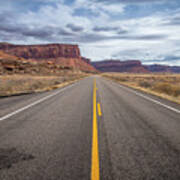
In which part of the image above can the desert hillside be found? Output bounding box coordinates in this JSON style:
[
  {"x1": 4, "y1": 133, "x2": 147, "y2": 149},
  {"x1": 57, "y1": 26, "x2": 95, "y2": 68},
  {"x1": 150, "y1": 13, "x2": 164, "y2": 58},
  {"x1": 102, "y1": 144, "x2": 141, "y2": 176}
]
[{"x1": 0, "y1": 43, "x2": 97, "y2": 74}]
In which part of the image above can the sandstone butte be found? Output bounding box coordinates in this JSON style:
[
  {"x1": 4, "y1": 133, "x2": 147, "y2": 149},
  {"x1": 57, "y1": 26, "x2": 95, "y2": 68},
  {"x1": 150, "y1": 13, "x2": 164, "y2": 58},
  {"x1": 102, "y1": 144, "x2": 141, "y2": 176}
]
[
  {"x1": 91, "y1": 60, "x2": 150, "y2": 73},
  {"x1": 91, "y1": 60, "x2": 180, "y2": 73},
  {"x1": 0, "y1": 43, "x2": 97, "y2": 73}
]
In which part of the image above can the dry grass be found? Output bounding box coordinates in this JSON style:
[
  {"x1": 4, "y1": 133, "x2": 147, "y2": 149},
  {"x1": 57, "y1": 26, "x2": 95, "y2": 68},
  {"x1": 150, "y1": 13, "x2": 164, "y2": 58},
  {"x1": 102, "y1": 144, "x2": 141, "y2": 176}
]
[
  {"x1": 102, "y1": 73, "x2": 180, "y2": 104},
  {"x1": 0, "y1": 73, "x2": 87, "y2": 96}
]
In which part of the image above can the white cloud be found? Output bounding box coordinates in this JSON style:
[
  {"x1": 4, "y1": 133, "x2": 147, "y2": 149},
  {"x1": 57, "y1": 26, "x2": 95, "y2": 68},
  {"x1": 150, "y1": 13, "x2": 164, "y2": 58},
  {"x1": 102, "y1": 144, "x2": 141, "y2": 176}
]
[
  {"x1": 0, "y1": 0, "x2": 180, "y2": 65},
  {"x1": 101, "y1": 4, "x2": 125, "y2": 14}
]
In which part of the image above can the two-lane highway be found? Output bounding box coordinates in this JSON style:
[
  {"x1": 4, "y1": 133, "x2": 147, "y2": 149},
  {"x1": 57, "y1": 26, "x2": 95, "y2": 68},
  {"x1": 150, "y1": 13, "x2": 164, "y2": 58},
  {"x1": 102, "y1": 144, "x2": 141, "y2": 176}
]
[{"x1": 0, "y1": 76, "x2": 180, "y2": 180}]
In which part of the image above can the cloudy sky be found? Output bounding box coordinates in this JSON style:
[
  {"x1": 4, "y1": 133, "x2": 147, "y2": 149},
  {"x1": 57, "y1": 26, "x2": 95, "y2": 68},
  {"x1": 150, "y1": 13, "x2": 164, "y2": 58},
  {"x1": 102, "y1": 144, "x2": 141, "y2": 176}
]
[{"x1": 0, "y1": 0, "x2": 180, "y2": 65}]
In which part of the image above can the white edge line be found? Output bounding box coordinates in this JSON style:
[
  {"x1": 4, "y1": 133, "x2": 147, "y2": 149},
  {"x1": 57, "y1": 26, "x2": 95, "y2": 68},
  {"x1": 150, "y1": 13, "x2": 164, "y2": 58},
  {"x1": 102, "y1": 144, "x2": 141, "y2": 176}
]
[
  {"x1": 0, "y1": 83, "x2": 75, "y2": 121},
  {"x1": 110, "y1": 80, "x2": 180, "y2": 114}
]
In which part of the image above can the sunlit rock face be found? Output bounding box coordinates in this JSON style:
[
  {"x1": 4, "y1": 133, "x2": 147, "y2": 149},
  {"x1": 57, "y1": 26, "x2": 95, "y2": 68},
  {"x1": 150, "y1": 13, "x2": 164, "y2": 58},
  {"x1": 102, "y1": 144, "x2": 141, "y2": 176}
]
[
  {"x1": 0, "y1": 43, "x2": 98, "y2": 73},
  {"x1": 0, "y1": 43, "x2": 81, "y2": 59}
]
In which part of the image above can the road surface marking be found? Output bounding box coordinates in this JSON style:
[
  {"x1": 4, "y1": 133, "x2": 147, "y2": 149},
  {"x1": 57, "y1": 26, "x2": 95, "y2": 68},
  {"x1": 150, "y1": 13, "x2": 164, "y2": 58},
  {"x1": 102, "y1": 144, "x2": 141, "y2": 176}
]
[
  {"x1": 0, "y1": 83, "x2": 75, "y2": 121},
  {"x1": 91, "y1": 79, "x2": 100, "y2": 180},
  {"x1": 97, "y1": 103, "x2": 102, "y2": 117},
  {"x1": 111, "y1": 81, "x2": 180, "y2": 114}
]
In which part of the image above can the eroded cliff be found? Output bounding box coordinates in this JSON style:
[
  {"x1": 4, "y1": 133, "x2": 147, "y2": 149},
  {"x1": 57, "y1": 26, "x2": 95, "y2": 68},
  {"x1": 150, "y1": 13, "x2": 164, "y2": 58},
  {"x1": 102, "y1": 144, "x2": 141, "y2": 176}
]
[{"x1": 0, "y1": 43, "x2": 97, "y2": 73}]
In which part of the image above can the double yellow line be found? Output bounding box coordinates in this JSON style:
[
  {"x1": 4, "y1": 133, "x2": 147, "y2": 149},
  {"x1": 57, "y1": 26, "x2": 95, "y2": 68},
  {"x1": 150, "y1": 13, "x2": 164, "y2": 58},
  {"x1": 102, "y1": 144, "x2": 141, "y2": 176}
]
[{"x1": 91, "y1": 79, "x2": 100, "y2": 180}]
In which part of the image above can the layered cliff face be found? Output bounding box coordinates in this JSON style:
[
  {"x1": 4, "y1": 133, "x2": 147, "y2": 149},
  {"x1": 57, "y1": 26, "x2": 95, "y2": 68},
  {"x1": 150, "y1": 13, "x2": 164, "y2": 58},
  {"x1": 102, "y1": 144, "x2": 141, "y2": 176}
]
[
  {"x1": 0, "y1": 50, "x2": 66, "y2": 75},
  {"x1": 92, "y1": 60, "x2": 150, "y2": 73},
  {"x1": 0, "y1": 43, "x2": 81, "y2": 59},
  {"x1": 0, "y1": 43, "x2": 97, "y2": 73},
  {"x1": 81, "y1": 57, "x2": 91, "y2": 64},
  {"x1": 145, "y1": 64, "x2": 180, "y2": 73},
  {"x1": 92, "y1": 60, "x2": 180, "y2": 73}
]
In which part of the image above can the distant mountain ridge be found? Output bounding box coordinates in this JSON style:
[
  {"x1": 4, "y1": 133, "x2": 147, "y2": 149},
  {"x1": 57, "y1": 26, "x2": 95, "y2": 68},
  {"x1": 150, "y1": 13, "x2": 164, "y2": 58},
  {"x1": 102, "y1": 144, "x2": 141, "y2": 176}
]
[
  {"x1": 145, "y1": 64, "x2": 180, "y2": 73},
  {"x1": 91, "y1": 60, "x2": 149, "y2": 73},
  {"x1": 91, "y1": 60, "x2": 180, "y2": 73}
]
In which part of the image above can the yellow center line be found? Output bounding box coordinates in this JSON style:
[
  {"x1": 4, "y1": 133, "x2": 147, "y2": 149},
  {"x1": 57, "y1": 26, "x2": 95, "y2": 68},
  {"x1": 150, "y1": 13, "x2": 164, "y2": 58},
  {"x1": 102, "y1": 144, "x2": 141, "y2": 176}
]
[
  {"x1": 91, "y1": 79, "x2": 100, "y2": 180},
  {"x1": 97, "y1": 103, "x2": 102, "y2": 117}
]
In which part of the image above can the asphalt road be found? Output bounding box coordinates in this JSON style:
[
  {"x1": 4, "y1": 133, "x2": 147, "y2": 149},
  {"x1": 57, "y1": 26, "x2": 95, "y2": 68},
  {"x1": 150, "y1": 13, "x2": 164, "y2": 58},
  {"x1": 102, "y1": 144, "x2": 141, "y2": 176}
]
[{"x1": 0, "y1": 76, "x2": 180, "y2": 180}]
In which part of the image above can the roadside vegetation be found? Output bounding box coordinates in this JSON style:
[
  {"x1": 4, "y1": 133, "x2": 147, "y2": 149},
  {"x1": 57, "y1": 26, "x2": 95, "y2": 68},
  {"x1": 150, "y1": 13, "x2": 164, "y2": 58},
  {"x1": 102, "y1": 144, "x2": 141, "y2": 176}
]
[
  {"x1": 0, "y1": 73, "x2": 87, "y2": 97},
  {"x1": 102, "y1": 73, "x2": 180, "y2": 104}
]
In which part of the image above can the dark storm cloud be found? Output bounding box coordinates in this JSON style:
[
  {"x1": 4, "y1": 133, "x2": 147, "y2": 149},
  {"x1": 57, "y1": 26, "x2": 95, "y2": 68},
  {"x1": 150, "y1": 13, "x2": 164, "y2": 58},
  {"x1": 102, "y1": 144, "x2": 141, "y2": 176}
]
[
  {"x1": 0, "y1": 12, "x2": 75, "y2": 42},
  {"x1": 127, "y1": 34, "x2": 167, "y2": 40},
  {"x1": 0, "y1": 22, "x2": 74, "y2": 42},
  {"x1": 0, "y1": 9, "x2": 77, "y2": 42},
  {"x1": 62, "y1": 32, "x2": 167, "y2": 44},
  {"x1": 0, "y1": 9, "x2": 167, "y2": 43},
  {"x1": 141, "y1": 55, "x2": 180, "y2": 63},
  {"x1": 0, "y1": 12, "x2": 11, "y2": 23},
  {"x1": 117, "y1": 29, "x2": 128, "y2": 34},
  {"x1": 0, "y1": 11, "x2": 25, "y2": 34},
  {"x1": 163, "y1": 55, "x2": 180, "y2": 61},
  {"x1": 113, "y1": 48, "x2": 142, "y2": 55},
  {"x1": 0, "y1": 18, "x2": 167, "y2": 43},
  {"x1": 22, "y1": 26, "x2": 75, "y2": 38},
  {"x1": 62, "y1": 33, "x2": 107, "y2": 43},
  {"x1": 93, "y1": 26, "x2": 119, "y2": 32},
  {"x1": 111, "y1": 34, "x2": 167, "y2": 41},
  {"x1": 0, "y1": 24, "x2": 23, "y2": 33},
  {"x1": 22, "y1": 28, "x2": 53, "y2": 38},
  {"x1": 66, "y1": 23, "x2": 84, "y2": 32},
  {"x1": 0, "y1": 30, "x2": 24, "y2": 41},
  {"x1": 162, "y1": 16, "x2": 180, "y2": 26},
  {"x1": 93, "y1": 26, "x2": 128, "y2": 35},
  {"x1": 58, "y1": 28, "x2": 75, "y2": 36},
  {"x1": 0, "y1": 21, "x2": 53, "y2": 40}
]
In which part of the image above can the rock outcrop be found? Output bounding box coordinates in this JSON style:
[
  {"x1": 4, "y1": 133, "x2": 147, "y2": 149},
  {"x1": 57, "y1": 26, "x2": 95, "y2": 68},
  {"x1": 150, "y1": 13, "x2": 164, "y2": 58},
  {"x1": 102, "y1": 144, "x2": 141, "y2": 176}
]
[
  {"x1": 92, "y1": 60, "x2": 180, "y2": 73},
  {"x1": 145, "y1": 64, "x2": 180, "y2": 73},
  {"x1": 81, "y1": 57, "x2": 91, "y2": 64},
  {"x1": 92, "y1": 60, "x2": 150, "y2": 73},
  {"x1": 0, "y1": 43, "x2": 97, "y2": 73},
  {"x1": 0, "y1": 43, "x2": 81, "y2": 59},
  {"x1": 0, "y1": 50, "x2": 68, "y2": 75}
]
